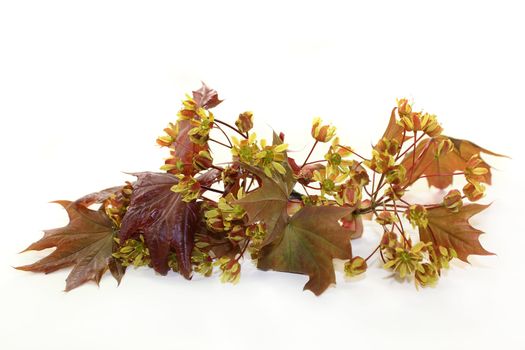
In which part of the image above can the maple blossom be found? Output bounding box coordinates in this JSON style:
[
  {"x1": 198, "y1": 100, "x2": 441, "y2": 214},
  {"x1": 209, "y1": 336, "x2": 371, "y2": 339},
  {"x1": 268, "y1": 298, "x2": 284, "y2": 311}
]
[{"x1": 18, "y1": 83, "x2": 506, "y2": 295}]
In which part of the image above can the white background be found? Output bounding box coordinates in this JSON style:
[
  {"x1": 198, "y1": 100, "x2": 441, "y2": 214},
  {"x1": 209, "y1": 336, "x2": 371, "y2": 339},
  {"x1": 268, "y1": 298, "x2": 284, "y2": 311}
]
[{"x1": 1, "y1": 1, "x2": 523, "y2": 349}]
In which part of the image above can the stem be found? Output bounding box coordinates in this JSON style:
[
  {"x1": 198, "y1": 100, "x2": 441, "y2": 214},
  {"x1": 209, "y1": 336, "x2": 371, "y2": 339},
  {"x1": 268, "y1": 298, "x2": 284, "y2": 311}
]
[
  {"x1": 302, "y1": 140, "x2": 319, "y2": 168},
  {"x1": 215, "y1": 119, "x2": 248, "y2": 139},
  {"x1": 396, "y1": 133, "x2": 425, "y2": 160},
  {"x1": 337, "y1": 145, "x2": 368, "y2": 161},
  {"x1": 364, "y1": 244, "x2": 381, "y2": 262},
  {"x1": 213, "y1": 124, "x2": 233, "y2": 148},
  {"x1": 408, "y1": 131, "x2": 418, "y2": 183},
  {"x1": 300, "y1": 183, "x2": 311, "y2": 197},
  {"x1": 209, "y1": 138, "x2": 232, "y2": 149},
  {"x1": 235, "y1": 238, "x2": 251, "y2": 262},
  {"x1": 304, "y1": 159, "x2": 327, "y2": 166},
  {"x1": 201, "y1": 186, "x2": 224, "y2": 195},
  {"x1": 419, "y1": 172, "x2": 465, "y2": 178}
]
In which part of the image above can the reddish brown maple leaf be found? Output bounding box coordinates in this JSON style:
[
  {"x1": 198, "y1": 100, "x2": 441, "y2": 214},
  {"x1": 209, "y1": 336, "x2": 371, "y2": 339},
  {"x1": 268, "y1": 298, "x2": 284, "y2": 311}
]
[
  {"x1": 378, "y1": 107, "x2": 405, "y2": 145},
  {"x1": 257, "y1": 205, "x2": 353, "y2": 295},
  {"x1": 192, "y1": 82, "x2": 223, "y2": 109},
  {"x1": 418, "y1": 204, "x2": 493, "y2": 262},
  {"x1": 401, "y1": 136, "x2": 505, "y2": 189},
  {"x1": 17, "y1": 201, "x2": 117, "y2": 291},
  {"x1": 119, "y1": 172, "x2": 200, "y2": 278}
]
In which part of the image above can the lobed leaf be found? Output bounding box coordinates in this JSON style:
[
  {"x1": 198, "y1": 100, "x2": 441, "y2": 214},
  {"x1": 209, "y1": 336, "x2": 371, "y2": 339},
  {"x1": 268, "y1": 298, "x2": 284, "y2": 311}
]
[
  {"x1": 17, "y1": 201, "x2": 116, "y2": 291},
  {"x1": 119, "y1": 172, "x2": 200, "y2": 278},
  {"x1": 257, "y1": 205, "x2": 353, "y2": 295},
  {"x1": 418, "y1": 204, "x2": 493, "y2": 262}
]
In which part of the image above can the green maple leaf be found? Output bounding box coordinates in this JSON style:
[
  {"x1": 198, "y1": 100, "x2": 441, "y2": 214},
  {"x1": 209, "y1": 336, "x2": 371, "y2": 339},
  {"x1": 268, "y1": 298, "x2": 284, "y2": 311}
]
[
  {"x1": 234, "y1": 132, "x2": 296, "y2": 247},
  {"x1": 418, "y1": 204, "x2": 493, "y2": 262},
  {"x1": 257, "y1": 205, "x2": 353, "y2": 295},
  {"x1": 17, "y1": 201, "x2": 117, "y2": 291}
]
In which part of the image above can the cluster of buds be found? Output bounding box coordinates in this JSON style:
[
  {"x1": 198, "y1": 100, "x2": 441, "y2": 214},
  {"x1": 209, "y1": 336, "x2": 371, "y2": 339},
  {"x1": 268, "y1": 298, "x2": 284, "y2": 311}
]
[
  {"x1": 191, "y1": 243, "x2": 214, "y2": 277},
  {"x1": 171, "y1": 175, "x2": 202, "y2": 202},
  {"x1": 344, "y1": 256, "x2": 367, "y2": 277},
  {"x1": 375, "y1": 211, "x2": 398, "y2": 226},
  {"x1": 204, "y1": 191, "x2": 247, "y2": 243},
  {"x1": 157, "y1": 95, "x2": 214, "y2": 176},
  {"x1": 382, "y1": 234, "x2": 427, "y2": 280},
  {"x1": 336, "y1": 160, "x2": 370, "y2": 206},
  {"x1": 231, "y1": 133, "x2": 289, "y2": 178},
  {"x1": 442, "y1": 189, "x2": 463, "y2": 213},
  {"x1": 309, "y1": 141, "x2": 370, "y2": 205},
  {"x1": 462, "y1": 154, "x2": 488, "y2": 201},
  {"x1": 103, "y1": 182, "x2": 133, "y2": 228},
  {"x1": 235, "y1": 111, "x2": 254, "y2": 133},
  {"x1": 381, "y1": 233, "x2": 455, "y2": 287},
  {"x1": 366, "y1": 138, "x2": 400, "y2": 174},
  {"x1": 245, "y1": 223, "x2": 266, "y2": 259},
  {"x1": 405, "y1": 204, "x2": 429, "y2": 229},
  {"x1": 112, "y1": 234, "x2": 151, "y2": 267},
  {"x1": 187, "y1": 108, "x2": 214, "y2": 146},
  {"x1": 396, "y1": 98, "x2": 443, "y2": 137},
  {"x1": 311, "y1": 117, "x2": 336, "y2": 143},
  {"x1": 214, "y1": 256, "x2": 241, "y2": 284}
]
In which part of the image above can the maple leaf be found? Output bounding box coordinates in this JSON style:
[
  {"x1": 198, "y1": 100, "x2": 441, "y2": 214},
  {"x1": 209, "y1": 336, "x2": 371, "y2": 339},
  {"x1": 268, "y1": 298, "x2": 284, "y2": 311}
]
[
  {"x1": 234, "y1": 165, "x2": 290, "y2": 248},
  {"x1": 75, "y1": 185, "x2": 124, "y2": 207},
  {"x1": 418, "y1": 204, "x2": 493, "y2": 262},
  {"x1": 192, "y1": 82, "x2": 223, "y2": 109},
  {"x1": 401, "y1": 136, "x2": 505, "y2": 189},
  {"x1": 234, "y1": 132, "x2": 296, "y2": 247},
  {"x1": 17, "y1": 201, "x2": 116, "y2": 291},
  {"x1": 119, "y1": 172, "x2": 200, "y2": 278},
  {"x1": 257, "y1": 205, "x2": 353, "y2": 295}
]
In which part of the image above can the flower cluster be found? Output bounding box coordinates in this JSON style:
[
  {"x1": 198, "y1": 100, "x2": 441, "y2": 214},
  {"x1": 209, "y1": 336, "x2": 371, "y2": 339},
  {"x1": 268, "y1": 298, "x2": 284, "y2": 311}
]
[
  {"x1": 381, "y1": 233, "x2": 456, "y2": 287},
  {"x1": 231, "y1": 133, "x2": 289, "y2": 177},
  {"x1": 396, "y1": 98, "x2": 443, "y2": 137}
]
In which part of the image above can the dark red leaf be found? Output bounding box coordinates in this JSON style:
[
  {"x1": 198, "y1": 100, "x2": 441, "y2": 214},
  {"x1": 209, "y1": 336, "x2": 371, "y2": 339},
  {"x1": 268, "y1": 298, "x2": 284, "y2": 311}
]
[
  {"x1": 119, "y1": 172, "x2": 200, "y2": 278},
  {"x1": 192, "y1": 82, "x2": 223, "y2": 109}
]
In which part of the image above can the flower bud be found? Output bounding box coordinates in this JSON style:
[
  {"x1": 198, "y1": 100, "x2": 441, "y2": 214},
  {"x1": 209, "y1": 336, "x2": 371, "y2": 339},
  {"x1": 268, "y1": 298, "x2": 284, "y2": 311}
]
[
  {"x1": 375, "y1": 211, "x2": 397, "y2": 226},
  {"x1": 344, "y1": 256, "x2": 367, "y2": 277},
  {"x1": 406, "y1": 204, "x2": 428, "y2": 228},
  {"x1": 397, "y1": 98, "x2": 412, "y2": 118},
  {"x1": 443, "y1": 189, "x2": 463, "y2": 212},
  {"x1": 463, "y1": 181, "x2": 485, "y2": 202},
  {"x1": 465, "y1": 154, "x2": 489, "y2": 183},
  {"x1": 384, "y1": 184, "x2": 405, "y2": 200},
  {"x1": 311, "y1": 117, "x2": 336, "y2": 143},
  {"x1": 193, "y1": 150, "x2": 213, "y2": 171},
  {"x1": 235, "y1": 111, "x2": 254, "y2": 133}
]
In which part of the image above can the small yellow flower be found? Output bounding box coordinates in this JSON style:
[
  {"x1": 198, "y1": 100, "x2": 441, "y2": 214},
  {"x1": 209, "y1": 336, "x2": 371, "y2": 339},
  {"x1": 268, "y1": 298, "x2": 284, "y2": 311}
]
[{"x1": 311, "y1": 117, "x2": 336, "y2": 143}]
